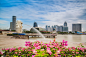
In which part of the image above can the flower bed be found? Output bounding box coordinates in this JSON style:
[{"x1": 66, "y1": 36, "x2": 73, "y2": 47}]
[{"x1": 0, "y1": 40, "x2": 86, "y2": 57}]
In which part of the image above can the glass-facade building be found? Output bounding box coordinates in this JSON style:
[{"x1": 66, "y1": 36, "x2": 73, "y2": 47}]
[
  {"x1": 33, "y1": 22, "x2": 38, "y2": 27},
  {"x1": 63, "y1": 21, "x2": 68, "y2": 32},
  {"x1": 64, "y1": 21, "x2": 67, "y2": 27},
  {"x1": 63, "y1": 27, "x2": 68, "y2": 32}
]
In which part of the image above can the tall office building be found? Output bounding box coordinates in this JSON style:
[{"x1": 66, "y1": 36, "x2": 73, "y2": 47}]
[
  {"x1": 64, "y1": 21, "x2": 67, "y2": 26},
  {"x1": 63, "y1": 21, "x2": 68, "y2": 32},
  {"x1": 47, "y1": 26, "x2": 51, "y2": 32},
  {"x1": 56, "y1": 26, "x2": 63, "y2": 32},
  {"x1": 45, "y1": 25, "x2": 52, "y2": 32},
  {"x1": 63, "y1": 27, "x2": 68, "y2": 32},
  {"x1": 33, "y1": 22, "x2": 38, "y2": 27},
  {"x1": 10, "y1": 16, "x2": 16, "y2": 30},
  {"x1": 59, "y1": 26, "x2": 63, "y2": 32},
  {"x1": 72, "y1": 24, "x2": 82, "y2": 32},
  {"x1": 12, "y1": 16, "x2": 16, "y2": 30},
  {"x1": 10, "y1": 22, "x2": 13, "y2": 30},
  {"x1": 46, "y1": 25, "x2": 48, "y2": 31}
]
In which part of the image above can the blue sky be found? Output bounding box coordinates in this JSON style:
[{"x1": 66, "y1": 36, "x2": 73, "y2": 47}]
[{"x1": 0, "y1": 0, "x2": 86, "y2": 31}]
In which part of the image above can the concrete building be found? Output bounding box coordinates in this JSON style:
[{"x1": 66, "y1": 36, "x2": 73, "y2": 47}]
[
  {"x1": 47, "y1": 26, "x2": 51, "y2": 32},
  {"x1": 72, "y1": 24, "x2": 82, "y2": 32},
  {"x1": 10, "y1": 16, "x2": 16, "y2": 30},
  {"x1": 10, "y1": 22, "x2": 13, "y2": 30},
  {"x1": 45, "y1": 25, "x2": 52, "y2": 32},
  {"x1": 33, "y1": 22, "x2": 38, "y2": 27}
]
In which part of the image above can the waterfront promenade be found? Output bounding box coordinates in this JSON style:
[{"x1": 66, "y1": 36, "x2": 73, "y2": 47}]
[{"x1": 0, "y1": 34, "x2": 86, "y2": 51}]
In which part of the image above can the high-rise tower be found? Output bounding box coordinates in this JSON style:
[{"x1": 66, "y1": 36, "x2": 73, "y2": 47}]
[
  {"x1": 63, "y1": 21, "x2": 68, "y2": 32},
  {"x1": 33, "y1": 22, "x2": 38, "y2": 27},
  {"x1": 12, "y1": 16, "x2": 16, "y2": 30},
  {"x1": 64, "y1": 21, "x2": 67, "y2": 26},
  {"x1": 10, "y1": 16, "x2": 16, "y2": 30}
]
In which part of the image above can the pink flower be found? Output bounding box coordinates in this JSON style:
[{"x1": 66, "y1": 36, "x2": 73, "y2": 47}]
[
  {"x1": 25, "y1": 43, "x2": 28, "y2": 46},
  {"x1": 62, "y1": 40, "x2": 68, "y2": 46},
  {"x1": 35, "y1": 46, "x2": 41, "y2": 49},
  {"x1": 56, "y1": 50, "x2": 60, "y2": 54},
  {"x1": 41, "y1": 49, "x2": 44, "y2": 51},
  {"x1": 47, "y1": 47, "x2": 52, "y2": 55},
  {"x1": 0, "y1": 51, "x2": 3, "y2": 55},
  {"x1": 32, "y1": 55, "x2": 35, "y2": 57},
  {"x1": 68, "y1": 48, "x2": 71, "y2": 51},
  {"x1": 76, "y1": 52, "x2": 79, "y2": 54},
  {"x1": 53, "y1": 49, "x2": 55, "y2": 50},
  {"x1": 19, "y1": 51, "x2": 21, "y2": 53},
  {"x1": 15, "y1": 52, "x2": 17, "y2": 54},
  {"x1": 18, "y1": 47, "x2": 21, "y2": 50},
  {"x1": 6, "y1": 48, "x2": 9, "y2": 51},
  {"x1": 32, "y1": 49, "x2": 37, "y2": 54},
  {"x1": 46, "y1": 44, "x2": 50, "y2": 47},
  {"x1": 72, "y1": 47, "x2": 76, "y2": 50},
  {"x1": 47, "y1": 49, "x2": 52, "y2": 55},
  {"x1": 22, "y1": 48, "x2": 25, "y2": 51}
]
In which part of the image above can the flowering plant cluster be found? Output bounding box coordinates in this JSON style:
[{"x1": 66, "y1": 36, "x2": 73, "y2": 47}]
[{"x1": 0, "y1": 40, "x2": 86, "y2": 57}]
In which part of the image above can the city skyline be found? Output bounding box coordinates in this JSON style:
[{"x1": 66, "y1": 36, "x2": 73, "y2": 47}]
[{"x1": 0, "y1": 0, "x2": 86, "y2": 31}]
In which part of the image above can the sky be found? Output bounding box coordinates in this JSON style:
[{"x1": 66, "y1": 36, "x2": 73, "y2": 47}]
[{"x1": 0, "y1": 0, "x2": 86, "y2": 31}]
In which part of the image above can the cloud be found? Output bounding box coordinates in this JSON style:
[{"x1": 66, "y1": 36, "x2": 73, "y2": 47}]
[
  {"x1": 0, "y1": 20, "x2": 8, "y2": 24},
  {"x1": 0, "y1": 0, "x2": 86, "y2": 31}
]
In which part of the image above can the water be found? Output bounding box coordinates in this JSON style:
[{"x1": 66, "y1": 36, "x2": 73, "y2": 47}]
[{"x1": 24, "y1": 24, "x2": 45, "y2": 39}]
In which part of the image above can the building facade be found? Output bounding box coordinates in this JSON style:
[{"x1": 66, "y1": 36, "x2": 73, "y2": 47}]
[
  {"x1": 63, "y1": 27, "x2": 68, "y2": 32},
  {"x1": 33, "y1": 22, "x2": 38, "y2": 27},
  {"x1": 64, "y1": 21, "x2": 67, "y2": 26},
  {"x1": 63, "y1": 21, "x2": 68, "y2": 32},
  {"x1": 72, "y1": 24, "x2": 82, "y2": 32},
  {"x1": 10, "y1": 16, "x2": 16, "y2": 30},
  {"x1": 46, "y1": 25, "x2": 48, "y2": 31}
]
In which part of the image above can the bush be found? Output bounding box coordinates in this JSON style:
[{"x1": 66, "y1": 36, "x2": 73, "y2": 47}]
[
  {"x1": 40, "y1": 31, "x2": 50, "y2": 34},
  {"x1": 7, "y1": 34, "x2": 19, "y2": 36}
]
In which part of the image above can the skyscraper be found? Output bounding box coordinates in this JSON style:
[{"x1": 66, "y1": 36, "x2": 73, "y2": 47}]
[
  {"x1": 64, "y1": 21, "x2": 67, "y2": 26},
  {"x1": 12, "y1": 16, "x2": 16, "y2": 30},
  {"x1": 63, "y1": 21, "x2": 68, "y2": 32},
  {"x1": 63, "y1": 27, "x2": 68, "y2": 32},
  {"x1": 10, "y1": 16, "x2": 16, "y2": 30},
  {"x1": 46, "y1": 25, "x2": 48, "y2": 31},
  {"x1": 33, "y1": 22, "x2": 38, "y2": 27},
  {"x1": 72, "y1": 24, "x2": 82, "y2": 32},
  {"x1": 59, "y1": 26, "x2": 63, "y2": 32}
]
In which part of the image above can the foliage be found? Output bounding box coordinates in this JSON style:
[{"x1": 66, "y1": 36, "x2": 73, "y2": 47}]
[
  {"x1": 7, "y1": 34, "x2": 19, "y2": 36},
  {"x1": 58, "y1": 32, "x2": 68, "y2": 34},
  {"x1": 25, "y1": 31, "x2": 33, "y2": 33},
  {"x1": 0, "y1": 40, "x2": 86, "y2": 57},
  {"x1": 40, "y1": 31, "x2": 50, "y2": 34},
  {"x1": 11, "y1": 30, "x2": 16, "y2": 31}
]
